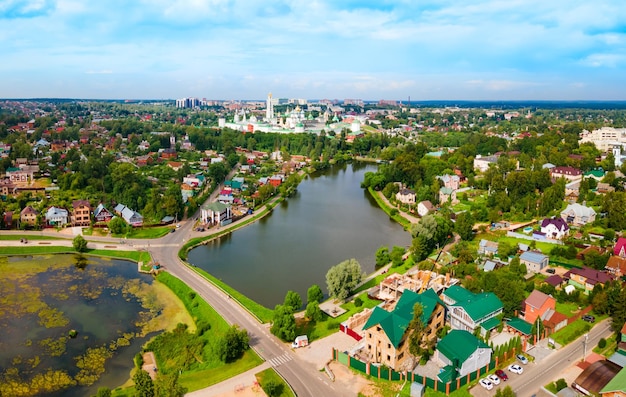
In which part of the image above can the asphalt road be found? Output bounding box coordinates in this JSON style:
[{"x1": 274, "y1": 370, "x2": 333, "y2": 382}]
[{"x1": 471, "y1": 319, "x2": 613, "y2": 397}]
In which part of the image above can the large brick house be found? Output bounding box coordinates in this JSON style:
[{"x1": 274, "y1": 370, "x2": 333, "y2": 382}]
[
  {"x1": 522, "y1": 290, "x2": 556, "y2": 324},
  {"x1": 362, "y1": 289, "x2": 446, "y2": 371},
  {"x1": 72, "y1": 200, "x2": 91, "y2": 227},
  {"x1": 20, "y1": 206, "x2": 39, "y2": 227}
]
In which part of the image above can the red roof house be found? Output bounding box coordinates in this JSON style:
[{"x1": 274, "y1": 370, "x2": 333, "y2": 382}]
[
  {"x1": 522, "y1": 290, "x2": 556, "y2": 324},
  {"x1": 615, "y1": 237, "x2": 626, "y2": 258}
]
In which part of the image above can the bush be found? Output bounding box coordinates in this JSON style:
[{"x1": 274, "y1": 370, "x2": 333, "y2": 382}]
[
  {"x1": 262, "y1": 379, "x2": 283, "y2": 397},
  {"x1": 133, "y1": 352, "x2": 143, "y2": 368},
  {"x1": 326, "y1": 321, "x2": 339, "y2": 330},
  {"x1": 555, "y1": 378, "x2": 567, "y2": 391},
  {"x1": 599, "y1": 338, "x2": 607, "y2": 349},
  {"x1": 354, "y1": 297, "x2": 363, "y2": 307}
]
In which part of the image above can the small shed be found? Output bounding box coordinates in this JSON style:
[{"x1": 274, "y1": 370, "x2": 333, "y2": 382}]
[{"x1": 410, "y1": 382, "x2": 425, "y2": 397}]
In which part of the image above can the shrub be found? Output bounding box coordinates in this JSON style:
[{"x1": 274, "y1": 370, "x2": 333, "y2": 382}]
[
  {"x1": 599, "y1": 338, "x2": 607, "y2": 349},
  {"x1": 354, "y1": 297, "x2": 363, "y2": 307},
  {"x1": 555, "y1": 378, "x2": 567, "y2": 391},
  {"x1": 133, "y1": 353, "x2": 143, "y2": 368}
]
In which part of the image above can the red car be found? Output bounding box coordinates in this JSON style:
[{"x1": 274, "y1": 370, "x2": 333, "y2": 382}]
[{"x1": 495, "y1": 369, "x2": 508, "y2": 381}]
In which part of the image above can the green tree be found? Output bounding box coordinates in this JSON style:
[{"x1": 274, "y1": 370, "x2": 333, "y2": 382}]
[
  {"x1": 494, "y1": 385, "x2": 516, "y2": 397},
  {"x1": 555, "y1": 378, "x2": 567, "y2": 392},
  {"x1": 270, "y1": 304, "x2": 296, "y2": 341},
  {"x1": 96, "y1": 387, "x2": 112, "y2": 397},
  {"x1": 133, "y1": 370, "x2": 155, "y2": 397},
  {"x1": 154, "y1": 372, "x2": 187, "y2": 397},
  {"x1": 283, "y1": 291, "x2": 302, "y2": 312},
  {"x1": 390, "y1": 246, "x2": 406, "y2": 267},
  {"x1": 217, "y1": 325, "x2": 250, "y2": 363},
  {"x1": 305, "y1": 301, "x2": 323, "y2": 322},
  {"x1": 375, "y1": 246, "x2": 390, "y2": 268},
  {"x1": 408, "y1": 303, "x2": 426, "y2": 356},
  {"x1": 73, "y1": 235, "x2": 88, "y2": 252},
  {"x1": 261, "y1": 379, "x2": 283, "y2": 397},
  {"x1": 307, "y1": 284, "x2": 324, "y2": 304},
  {"x1": 108, "y1": 216, "x2": 127, "y2": 235},
  {"x1": 455, "y1": 211, "x2": 475, "y2": 241},
  {"x1": 325, "y1": 259, "x2": 363, "y2": 300}
]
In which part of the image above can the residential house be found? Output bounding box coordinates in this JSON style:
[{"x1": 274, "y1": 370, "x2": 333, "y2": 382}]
[
  {"x1": 0, "y1": 178, "x2": 16, "y2": 196},
  {"x1": 417, "y1": 201, "x2": 434, "y2": 217},
  {"x1": 543, "y1": 311, "x2": 568, "y2": 334},
  {"x1": 615, "y1": 238, "x2": 626, "y2": 258},
  {"x1": 363, "y1": 289, "x2": 446, "y2": 371},
  {"x1": 181, "y1": 183, "x2": 195, "y2": 203},
  {"x1": 218, "y1": 188, "x2": 234, "y2": 204},
  {"x1": 565, "y1": 180, "x2": 580, "y2": 203},
  {"x1": 71, "y1": 200, "x2": 91, "y2": 227},
  {"x1": 3, "y1": 211, "x2": 13, "y2": 229},
  {"x1": 183, "y1": 174, "x2": 205, "y2": 188},
  {"x1": 520, "y1": 251, "x2": 550, "y2": 273},
  {"x1": 20, "y1": 206, "x2": 39, "y2": 227},
  {"x1": 522, "y1": 290, "x2": 556, "y2": 324},
  {"x1": 436, "y1": 330, "x2": 492, "y2": 382},
  {"x1": 46, "y1": 206, "x2": 69, "y2": 226},
  {"x1": 268, "y1": 175, "x2": 284, "y2": 187},
  {"x1": 473, "y1": 155, "x2": 500, "y2": 172},
  {"x1": 201, "y1": 202, "x2": 232, "y2": 225},
  {"x1": 396, "y1": 188, "x2": 416, "y2": 205},
  {"x1": 478, "y1": 239, "x2": 499, "y2": 256},
  {"x1": 94, "y1": 203, "x2": 114, "y2": 223},
  {"x1": 113, "y1": 204, "x2": 143, "y2": 227},
  {"x1": 438, "y1": 174, "x2": 461, "y2": 190},
  {"x1": 597, "y1": 183, "x2": 615, "y2": 194},
  {"x1": 551, "y1": 166, "x2": 583, "y2": 182},
  {"x1": 441, "y1": 285, "x2": 503, "y2": 335},
  {"x1": 6, "y1": 167, "x2": 33, "y2": 184},
  {"x1": 564, "y1": 267, "x2": 615, "y2": 294},
  {"x1": 544, "y1": 274, "x2": 565, "y2": 289},
  {"x1": 439, "y1": 187, "x2": 458, "y2": 205},
  {"x1": 561, "y1": 203, "x2": 596, "y2": 226},
  {"x1": 606, "y1": 256, "x2": 626, "y2": 277}
]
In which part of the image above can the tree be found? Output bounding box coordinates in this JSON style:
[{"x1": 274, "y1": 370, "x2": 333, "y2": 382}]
[
  {"x1": 133, "y1": 369, "x2": 155, "y2": 397},
  {"x1": 555, "y1": 378, "x2": 567, "y2": 392},
  {"x1": 390, "y1": 246, "x2": 406, "y2": 267},
  {"x1": 325, "y1": 259, "x2": 363, "y2": 300},
  {"x1": 96, "y1": 388, "x2": 112, "y2": 397},
  {"x1": 217, "y1": 325, "x2": 250, "y2": 363},
  {"x1": 305, "y1": 301, "x2": 323, "y2": 322},
  {"x1": 455, "y1": 211, "x2": 475, "y2": 241},
  {"x1": 270, "y1": 304, "x2": 296, "y2": 341},
  {"x1": 109, "y1": 216, "x2": 127, "y2": 235},
  {"x1": 495, "y1": 385, "x2": 516, "y2": 397},
  {"x1": 307, "y1": 284, "x2": 324, "y2": 304},
  {"x1": 408, "y1": 303, "x2": 426, "y2": 357},
  {"x1": 154, "y1": 372, "x2": 187, "y2": 397},
  {"x1": 375, "y1": 246, "x2": 390, "y2": 268},
  {"x1": 73, "y1": 235, "x2": 88, "y2": 252},
  {"x1": 283, "y1": 290, "x2": 302, "y2": 312},
  {"x1": 261, "y1": 379, "x2": 283, "y2": 397}
]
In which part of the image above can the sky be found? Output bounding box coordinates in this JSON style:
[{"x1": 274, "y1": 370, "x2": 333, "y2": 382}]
[{"x1": 1, "y1": 0, "x2": 626, "y2": 100}]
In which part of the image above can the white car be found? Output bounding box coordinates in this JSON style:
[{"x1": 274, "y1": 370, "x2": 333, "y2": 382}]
[
  {"x1": 488, "y1": 374, "x2": 501, "y2": 385},
  {"x1": 479, "y1": 378, "x2": 494, "y2": 390},
  {"x1": 508, "y1": 364, "x2": 524, "y2": 374}
]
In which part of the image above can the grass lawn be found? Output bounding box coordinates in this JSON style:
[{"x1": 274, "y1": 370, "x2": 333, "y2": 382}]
[
  {"x1": 0, "y1": 246, "x2": 75, "y2": 255},
  {"x1": 255, "y1": 368, "x2": 296, "y2": 397},
  {"x1": 551, "y1": 319, "x2": 593, "y2": 346},
  {"x1": 0, "y1": 234, "x2": 63, "y2": 240},
  {"x1": 114, "y1": 227, "x2": 171, "y2": 239},
  {"x1": 181, "y1": 350, "x2": 264, "y2": 392},
  {"x1": 555, "y1": 301, "x2": 583, "y2": 317},
  {"x1": 367, "y1": 187, "x2": 412, "y2": 231},
  {"x1": 593, "y1": 334, "x2": 616, "y2": 356}
]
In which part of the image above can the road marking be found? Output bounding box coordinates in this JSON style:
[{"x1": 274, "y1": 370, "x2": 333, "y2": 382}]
[{"x1": 268, "y1": 353, "x2": 293, "y2": 367}]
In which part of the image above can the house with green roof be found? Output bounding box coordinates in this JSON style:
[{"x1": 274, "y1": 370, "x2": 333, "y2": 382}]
[
  {"x1": 436, "y1": 330, "x2": 492, "y2": 382},
  {"x1": 442, "y1": 285, "x2": 503, "y2": 335},
  {"x1": 362, "y1": 289, "x2": 446, "y2": 371},
  {"x1": 200, "y1": 201, "x2": 232, "y2": 225},
  {"x1": 601, "y1": 365, "x2": 626, "y2": 396}
]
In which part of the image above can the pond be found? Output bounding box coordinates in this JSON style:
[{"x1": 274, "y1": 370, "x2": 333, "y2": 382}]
[
  {"x1": 188, "y1": 163, "x2": 412, "y2": 308},
  {"x1": 0, "y1": 254, "x2": 168, "y2": 397}
]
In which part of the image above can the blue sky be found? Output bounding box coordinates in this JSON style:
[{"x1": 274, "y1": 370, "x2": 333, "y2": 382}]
[{"x1": 1, "y1": 0, "x2": 625, "y2": 100}]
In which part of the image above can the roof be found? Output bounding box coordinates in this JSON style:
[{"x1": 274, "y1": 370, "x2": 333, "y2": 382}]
[
  {"x1": 363, "y1": 289, "x2": 444, "y2": 348},
  {"x1": 440, "y1": 187, "x2": 455, "y2": 195},
  {"x1": 72, "y1": 199, "x2": 91, "y2": 209},
  {"x1": 202, "y1": 201, "x2": 230, "y2": 212},
  {"x1": 524, "y1": 290, "x2": 554, "y2": 310},
  {"x1": 520, "y1": 251, "x2": 548, "y2": 264},
  {"x1": 419, "y1": 200, "x2": 434, "y2": 210},
  {"x1": 544, "y1": 274, "x2": 564, "y2": 287},
  {"x1": 574, "y1": 360, "x2": 621, "y2": 395},
  {"x1": 564, "y1": 267, "x2": 615, "y2": 285},
  {"x1": 437, "y1": 330, "x2": 490, "y2": 364},
  {"x1": 443, "y1": 286, "x2": 503, "y2": 321},
  {"x1": 507, "y1": 318, "x2": 533, "y2": 335},
  {"x1": 480, "y1": 316, "x2": 500, "y2": 331},
  {"x1": 541, "y1": 217, "x2": 569, "y2": 231},
  {"x1": 606, "y1": 256, "x2": 626, "y2": 274},
  {"x1": 561, "y1": 203, "x2": 596, "y2": 218},
  {"x1": 615, "y1": 237, "x2": 626, "y2": 256},
  {"x1": 607, "y1": 353, "x2": 626, "y2": 369}
]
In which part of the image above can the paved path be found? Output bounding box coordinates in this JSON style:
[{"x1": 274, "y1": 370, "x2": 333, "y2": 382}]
[{"x1": 187, "y1": 362, "x2": 270, "y2": 397}]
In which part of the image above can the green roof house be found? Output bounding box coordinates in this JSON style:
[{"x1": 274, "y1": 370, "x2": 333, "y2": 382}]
[
  {"x1": 601, "y1": 365, "x2": 626, "y2": 396},
  {"x1": 442, "y1": 285, "x2": 503, "y2": 335},
  {"x1": 362, "y1": 289, "x2": 446, "y2": 371},
  {"x1": 436, "y1": 330, "x2": 492, "y2": 381}
]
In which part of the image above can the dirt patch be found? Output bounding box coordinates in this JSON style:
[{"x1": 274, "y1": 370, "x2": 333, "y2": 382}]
[
  {"x1": 294, "y1": 332, "x2": 359, "y2": 370},
  {"x1": 213, "y1": 383, "x2": 267, "y2": 397},
  {"x1": 329, "y1": 362, "x2": 373, "y2": 395}
]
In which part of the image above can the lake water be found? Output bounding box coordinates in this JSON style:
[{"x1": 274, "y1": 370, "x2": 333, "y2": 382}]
[
  {"x1": 0, "y1": 255, "x2": 154, "y2": 396},
  {"x1": 188, "y1": 163, "x2": 412, "y2": 308}
]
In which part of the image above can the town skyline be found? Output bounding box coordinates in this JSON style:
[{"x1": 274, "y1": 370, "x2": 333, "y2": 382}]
[{"x1": 2, "y1": 0, "x2": 626, "y2": 100}]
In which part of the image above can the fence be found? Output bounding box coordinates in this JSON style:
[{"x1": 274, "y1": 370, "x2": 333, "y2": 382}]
[{"x1": 332, "y1": 349, "x2": 498, "y2": 395}]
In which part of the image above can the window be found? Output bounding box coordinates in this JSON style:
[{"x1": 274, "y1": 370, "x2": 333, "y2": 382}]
[
  {"x1": 387, "y1": 343, "x2": 391, "y2": 349},
  {"x1": 387, "y1": 355, "x2": 391, "y2": 361}
]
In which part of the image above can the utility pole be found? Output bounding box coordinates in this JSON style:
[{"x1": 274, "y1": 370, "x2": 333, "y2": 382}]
[{"x1": 582, "y1": 333, "x2": 589, "y2": 362}]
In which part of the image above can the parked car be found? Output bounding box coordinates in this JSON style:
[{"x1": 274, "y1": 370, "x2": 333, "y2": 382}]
[
  {"x1": 488, "y1": 374, "x2": 501, "y2": 385},
  {"x1": 508, "y1": 364, "x2": 524, "y2": 374},
  {"x1": 479, "y1": 378, "x2": 494, "y2": 390},
  {"x1": 546, "y1": 268, "x2": 556, "y2": 274},
  {"x1": 517, "y1": 354, "x2": 529, "y2": 364},
  {"x1": 495, "y1": 369, "x2": 508, "y2": 381},
  {"x1": 582, "y1": 315, "x2": 596, "y2": 323}
]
